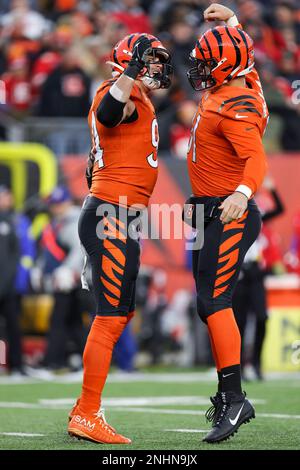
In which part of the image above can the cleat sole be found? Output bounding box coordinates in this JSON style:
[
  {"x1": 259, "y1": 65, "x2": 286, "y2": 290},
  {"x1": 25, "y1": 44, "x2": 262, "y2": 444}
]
[
  {"x1": 68, "y1": 428, "x2": 131, "y2": 445},
  {"x1": 68, "y1": 428, "x2": 109, "y2": 444},
  {"x1": 203, "y1": 411, "x2": 255, "y2": 444}
]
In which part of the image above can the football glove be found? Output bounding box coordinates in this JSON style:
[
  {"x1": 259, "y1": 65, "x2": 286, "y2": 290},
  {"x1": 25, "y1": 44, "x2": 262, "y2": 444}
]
[{"x1": 124, "y1": 35, "x2": 152, "y2": 79}]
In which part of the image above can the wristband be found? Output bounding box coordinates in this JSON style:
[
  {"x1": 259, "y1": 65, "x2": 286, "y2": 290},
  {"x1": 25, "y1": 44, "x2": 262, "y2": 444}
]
[
  {"x1": 227, "y1": 14, "x2": 239, "y2": 27},
  {"x1": 235, "y1": 184, "x2": 252, "y2": 199},
  {"x1": 110, "y1": 82, "x2": 127, "y2": 103},
  {"x1": 124, "y1": 63, "x2": 143, "y2": 80}
]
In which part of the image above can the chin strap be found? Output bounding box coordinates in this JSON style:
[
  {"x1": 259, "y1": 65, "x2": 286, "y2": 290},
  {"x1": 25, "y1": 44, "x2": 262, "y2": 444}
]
[{"x1": 141, "y1": 75, "x2": 161, "y2": 90}]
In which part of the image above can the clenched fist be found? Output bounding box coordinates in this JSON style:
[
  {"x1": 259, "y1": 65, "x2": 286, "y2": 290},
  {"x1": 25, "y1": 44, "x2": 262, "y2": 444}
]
[
  {"x1": 204, "y1": 3, "x2": 235, "y2": 22},
  {"x1": 219, "y1": 192, "x2": 248, "y2": 224}
]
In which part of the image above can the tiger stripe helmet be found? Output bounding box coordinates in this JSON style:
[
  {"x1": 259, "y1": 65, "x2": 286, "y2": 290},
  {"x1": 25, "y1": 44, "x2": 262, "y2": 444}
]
[
  {"x1": 187, "y1": 25, "x2": 254, "y2": 91},
  {"x1": 107, "y1": 32, "x2": 172, "y2": 89}
]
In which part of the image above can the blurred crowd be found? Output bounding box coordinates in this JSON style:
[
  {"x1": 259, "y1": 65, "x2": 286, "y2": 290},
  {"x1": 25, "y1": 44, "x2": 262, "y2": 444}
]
[
  {"x1": 1, "y1": 177, "x2": 300, "y2": 379},
  {"x1": 0, "y1": 0, "x2": 300, "y2": 151}
]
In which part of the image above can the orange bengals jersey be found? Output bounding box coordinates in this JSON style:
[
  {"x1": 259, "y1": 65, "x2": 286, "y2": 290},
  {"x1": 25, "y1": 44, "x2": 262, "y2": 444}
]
[
  {"x1": 187, "y1": 68, "x2": 269, "y2": 198},
  {"x1": 89, "y1": 79, "x2": 159, "y2": 208}
]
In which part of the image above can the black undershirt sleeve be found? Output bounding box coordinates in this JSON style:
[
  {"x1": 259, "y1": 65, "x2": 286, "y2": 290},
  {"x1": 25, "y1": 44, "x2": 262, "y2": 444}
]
[{"x1": 96, "y1": 89, "x2": 138, "y2": 128}]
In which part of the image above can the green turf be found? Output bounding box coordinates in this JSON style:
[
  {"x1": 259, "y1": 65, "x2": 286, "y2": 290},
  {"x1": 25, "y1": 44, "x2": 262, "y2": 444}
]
[{"x1": 0, "y1": 374, "x2": 299, "y2": 450}]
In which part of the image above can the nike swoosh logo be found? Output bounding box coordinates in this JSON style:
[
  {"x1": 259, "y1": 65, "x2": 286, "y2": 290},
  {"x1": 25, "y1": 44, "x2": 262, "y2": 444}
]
[
  {"x1": 245, "y1": 127, "x2": 255, "y2": 131},
  {"x1": 229, "y1": 403, "x2": 245, "y2": 426},
  {"x1": 235, "y1": 114, "x2": 248, "y2": 119},
  {"x1": 222, "y1": 373, "x2": 234, "y2": 378}
]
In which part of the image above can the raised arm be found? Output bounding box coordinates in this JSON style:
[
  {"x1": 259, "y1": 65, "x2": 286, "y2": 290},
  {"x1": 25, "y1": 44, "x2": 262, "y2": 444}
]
[{"x1": 97, "y1": 36, "x2": 152, "y2": 128}]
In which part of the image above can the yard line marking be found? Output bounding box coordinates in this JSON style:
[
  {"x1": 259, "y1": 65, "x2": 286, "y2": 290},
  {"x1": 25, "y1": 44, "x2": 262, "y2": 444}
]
[
  {"x1": 38, "y1": 396, "x2": 266, "y2": 407},
  {"x1": 0, "y1": 402, "x2": 41, "y2": 409},
  {"x1": 39, "y1": 396, "x2": 213, "y2": 406},
  {"x1": 53, "y1": 372, "x2": 217, "y2": 384},
  {"x1": 112, "y1": 407, "x2": 300, "y2": 420},
  {"x1": 164, "y1": 429, "x2": 208, "y2": 433},
  {"x1": 258, "y1": 413, "x2": 300, "y2": 419},
  {"x1": 0, "y1": 401, "x2": 299, "y2": 420},
  {"x1": 0, "y1": 432, "x2": 45, "y2": 437}
]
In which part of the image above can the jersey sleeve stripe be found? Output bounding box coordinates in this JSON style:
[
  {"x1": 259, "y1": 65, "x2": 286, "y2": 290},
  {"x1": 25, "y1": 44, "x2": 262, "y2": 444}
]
[
  {"x1": 227, "y1": 100, "x2": 259, "y2": 110},
  {"x1": 235, "y1": 107, "x2": 261, "y2": 116},
  {"x1": 218, "y1": 94, "x2": 256, "y2": 111}
]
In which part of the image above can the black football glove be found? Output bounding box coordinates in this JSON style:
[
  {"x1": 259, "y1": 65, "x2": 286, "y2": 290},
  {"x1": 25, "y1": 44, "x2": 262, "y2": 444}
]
[{"x1": 124, "y1": 35, "x2": 152, "y2": 80}]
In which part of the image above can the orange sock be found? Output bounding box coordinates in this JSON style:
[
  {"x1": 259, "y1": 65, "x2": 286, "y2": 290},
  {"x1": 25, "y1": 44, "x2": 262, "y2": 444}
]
[
  {"x1": 207, "y1": 327, "x2": 221, "y2": 371},
  {"x1": 79, "y1": 315, "x2": 129, "y2": 415},
  {"x1": 207, "y1": 308, "x2": 241, "y2": 369}
]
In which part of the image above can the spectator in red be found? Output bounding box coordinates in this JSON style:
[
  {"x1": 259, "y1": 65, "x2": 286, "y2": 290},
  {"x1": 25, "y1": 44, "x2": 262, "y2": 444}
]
[
  {"x1": 37, "y1": 46, "x2": 91, "y2": 117},
  {"x1": 30, "y1": 27, "x2": 74, "y2": 104},
  {"x1": 1, "y1": 56, "x2": 32, "y2": 115},
  {"x1": 261, "y1": 225, "x2": 285, "y2": 274},
  {"x1": 285, "y1": 210, "x2": 300, "y2": 274},
  {"x1": 111, "y1": 0, "x2": 152, "y2": 34}
]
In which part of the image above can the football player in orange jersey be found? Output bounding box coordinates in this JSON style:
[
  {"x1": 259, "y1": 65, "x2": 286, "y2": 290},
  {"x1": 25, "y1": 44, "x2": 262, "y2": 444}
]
[
  {"x1": 68, "y1": 33, "x2": 172, "y2": 444},
  {"x1": 185, "y1": 3, "x2": 268, "y2": 443}
]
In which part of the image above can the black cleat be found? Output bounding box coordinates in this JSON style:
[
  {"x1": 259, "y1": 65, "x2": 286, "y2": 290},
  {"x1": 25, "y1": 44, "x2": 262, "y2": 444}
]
[{"x1": 203, "y1": 391, "x2": 255, "y2": 443}]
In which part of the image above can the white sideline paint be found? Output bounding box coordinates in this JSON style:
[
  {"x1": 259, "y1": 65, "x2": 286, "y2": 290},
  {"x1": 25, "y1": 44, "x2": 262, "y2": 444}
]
[
  {"x1": 0, "y1": 432, "x2": 45, "y2": 437},
  {"x1": 54, "y1": 371, "x2": 217, "y2": 384}
]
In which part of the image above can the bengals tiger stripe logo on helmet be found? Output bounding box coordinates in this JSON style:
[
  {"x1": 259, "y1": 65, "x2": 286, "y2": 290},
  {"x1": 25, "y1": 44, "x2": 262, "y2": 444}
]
[
  {"x1": 187, "y1": 25, "x2": 254, "y2": 91},
  {"x1": 107, "y1": 33, "x2": 173, "y2": 89}
]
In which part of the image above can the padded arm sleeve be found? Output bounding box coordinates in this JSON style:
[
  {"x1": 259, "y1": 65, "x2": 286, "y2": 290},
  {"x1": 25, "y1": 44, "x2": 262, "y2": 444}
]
[{"x1": 96, "y1": 90, "x2": 126, "y2": 128}]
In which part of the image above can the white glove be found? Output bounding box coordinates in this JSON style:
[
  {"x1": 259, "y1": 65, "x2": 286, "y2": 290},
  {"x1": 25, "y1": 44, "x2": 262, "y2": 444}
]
[{"x1": 52, "y1": 266, "x2": 76, "y2": 292}]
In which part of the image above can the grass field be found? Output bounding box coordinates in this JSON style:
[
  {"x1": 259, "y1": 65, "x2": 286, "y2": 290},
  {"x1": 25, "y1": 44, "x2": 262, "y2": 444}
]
[{"x1": 0, "y1": 370, "x2": 299, "y2": 451}]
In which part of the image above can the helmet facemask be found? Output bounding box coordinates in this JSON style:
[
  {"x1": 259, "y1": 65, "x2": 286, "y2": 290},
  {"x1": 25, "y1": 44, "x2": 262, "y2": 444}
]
[
  {"x1": 142, "y1": 48, "x2": 173, "y2": 90},
  {"x1": 187, "y1": 55, "x2": 218, "y2": 91}
]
